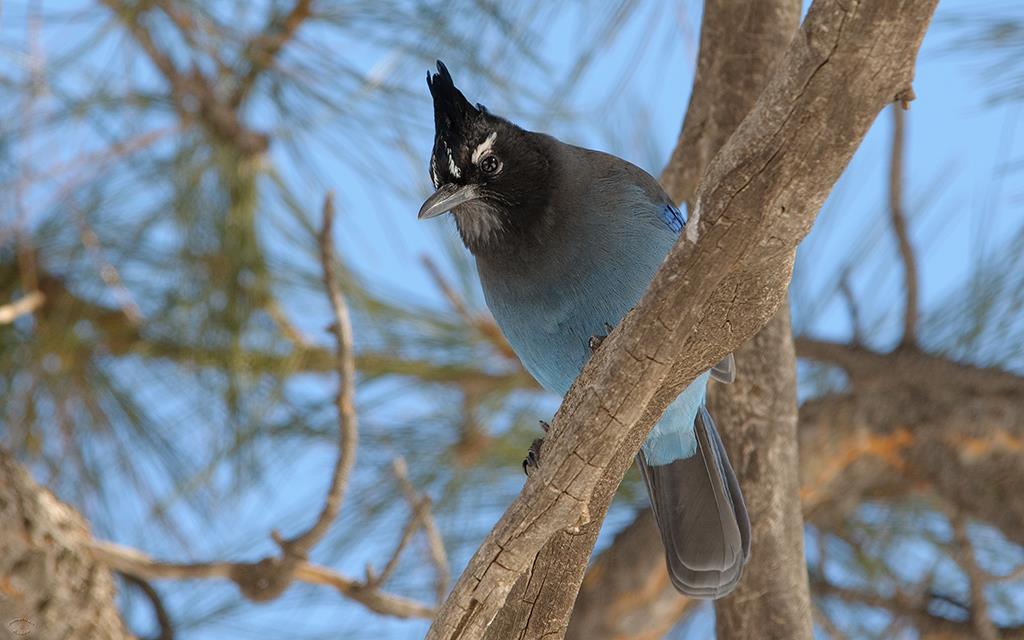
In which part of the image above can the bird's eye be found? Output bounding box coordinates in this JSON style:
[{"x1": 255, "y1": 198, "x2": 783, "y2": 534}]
[{"x1": 479, "y1": 154, "x2": 501, "y2": 174}]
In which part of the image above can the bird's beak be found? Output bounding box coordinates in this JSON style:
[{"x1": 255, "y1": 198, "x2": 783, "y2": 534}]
[{"x1": 418, "y1": 184, "x2": 481, "y2": 220}]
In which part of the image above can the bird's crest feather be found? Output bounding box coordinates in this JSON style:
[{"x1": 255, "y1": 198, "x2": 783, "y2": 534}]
[{"x1": 427, "y1": 60, "x2": 479, "y2": 141}]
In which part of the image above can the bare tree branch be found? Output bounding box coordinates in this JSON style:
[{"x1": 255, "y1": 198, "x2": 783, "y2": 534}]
[
  {"x1": 101, "y1": 0, "x2": 270, "y2": 156},
  {"x1": 278, "y1": 192, "x2": 358, "y2": 559},
  {"x1": 839, "y1": 268, "x2": 865, "y2": 346},
  {"x1": 813, "y1": 575, "x2": 1024, "y2": 639},
  {"x1": 230, "y1": 0, "x2": 314, "y2": 108},
  {"x1": 365, "y1": 500, "x2": 421, "y2": 590},
  {"x1": 713, "y1": 306, "x2": 813, "y2": 640},
  {"x1": 0, "y1": 290, "x2": 44, "y2": 324},
  {"x1": 949, "y1": 512, "x2": 999, "y2": 640},
  {"x1": 428, "y1": 1, "x2": 938, "y2": 637},
  {"x1": 364, "y1": 457, "x2": 447, "y2": 593},
  {"x1": 119, "y1": 573, "x2": 175, "y2": 640},
  {"x1": 88, "y1": 539, "x2": 434, "y2": 619},
  {"x1": 76, "y1": 206, "x2": 144, "y2": 325},
  {"x1": 392, "y1": 457, "x2": 451, "y2": 603},
  {"x1": 889, "y1": 103, "x2": 920, "y2": 347}
]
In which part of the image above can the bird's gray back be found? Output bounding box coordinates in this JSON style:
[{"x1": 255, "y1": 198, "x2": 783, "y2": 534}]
[{"x1": 476, "y1": 137, "x2": 678, "y2": 395}]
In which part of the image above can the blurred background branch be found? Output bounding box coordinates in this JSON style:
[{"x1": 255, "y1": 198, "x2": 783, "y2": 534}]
[{"x1": 80, "y1": 192, "x2": 440, "y2": 620}]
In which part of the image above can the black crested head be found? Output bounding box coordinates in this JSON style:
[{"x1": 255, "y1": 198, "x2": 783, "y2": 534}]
[
  {"x1": 423, "y1": 61, "x2": 554, "y2": 256},
  {"x1": 427, "y1": 61, "x2": 479, "y2": 153}
]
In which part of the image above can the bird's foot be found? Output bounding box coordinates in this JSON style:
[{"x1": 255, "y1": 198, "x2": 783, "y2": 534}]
[
  {"x1": 588, "y1": 323, "x2": 615, "y2": 353},
  {"x1": 522, "y1": 420, "x2": 550, "y2": 477}
]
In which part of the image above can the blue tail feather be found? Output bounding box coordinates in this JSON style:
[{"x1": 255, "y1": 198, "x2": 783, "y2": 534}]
[{"x1": 640, "y1": 371, "x2": 711, "y2": 465}]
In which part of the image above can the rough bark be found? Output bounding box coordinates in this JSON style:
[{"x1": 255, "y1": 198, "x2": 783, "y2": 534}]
[
  {"x1": 0, "y1": 449, "x2": 133, "y2": 640},
  {"x1": 569, "y1": 0, "x2": 806, "y2": 636},
  {"x1": 710, "y1": 307, "x2": 812, "y2": 639},
  {"x1": 566, "y1": 510, "x2": 698, "y2": 640},
  {"x1": 660, "y1": 0, "x2": 801, "y2": 208},
  {"x1": 491, "y1": 1, "x2": 802, "y2": 634},
  {"x1": 678, "y1": 1, "x2": 812, "y2": 638},
  {"x1": 428, "y1": 1, "x2": 938, "y2": 638}
]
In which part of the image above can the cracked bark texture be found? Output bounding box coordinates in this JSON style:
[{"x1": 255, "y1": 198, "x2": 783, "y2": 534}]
[
  {"x1": 0, "y1": 449, "x2": 133, "y2": 640},
  {"x1": 709, "y1": 307, "x2": 811, "y2": 639},
  {"x1": 428, "y1": 1, "x2": 938, "y2": 638}
]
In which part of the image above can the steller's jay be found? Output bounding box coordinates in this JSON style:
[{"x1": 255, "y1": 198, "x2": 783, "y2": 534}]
[{"x1": 418, "y1": 61, "x2": 750, "y2": 598}]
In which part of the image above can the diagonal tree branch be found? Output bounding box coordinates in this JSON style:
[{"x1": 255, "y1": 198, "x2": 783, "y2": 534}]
[
  {"x1": 949, "y1": 511, "x2": 999, "y2": 640},
  {"x1": 491, "y1": 3, "x2": 801, "y2": 632},
  {"x1": 392, "y1": 457, "x2": 451, "y2": 604},
  {"x1": 573, "y1": 1, "x2": 807, "y2": 637},
  {"x1": 101, "y1": 0, "x2": 270, "y2": 156},
  {"x1": 0, "y1": 449, "x2": 133, "y2": 639},
  {"x1": 888, "y1": 103, "x2": 921, "y2": 347},
  {"x1": 364, "y1": 458, "x2": 445, "y2": 592},
  {"x1": 230, "y1": 0, "x2": 313, "y2": 108},
  {"x1": 654, "y1": 0, "x2": 814, "y2": 637},
  {"x1": 0, "y1": 290, "x2": 44, "y2": 324},
  {"x1": 428, "y1": 1, "x2": 938, "y2": 637}
]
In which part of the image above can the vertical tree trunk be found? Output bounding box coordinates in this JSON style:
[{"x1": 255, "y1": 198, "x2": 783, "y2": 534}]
[
  {"x1": 669, "y1": 2, "x2": 813, "y2": 637},
  {"x1": 709, "y1": 307, "x2": 812, "y2": 639},
  {"x1": 0, "y1": 450, "x2": 133, "y2": 640}
]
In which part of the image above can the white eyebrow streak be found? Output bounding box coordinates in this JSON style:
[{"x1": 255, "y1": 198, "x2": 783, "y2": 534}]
[
  {"x1": 430, "y1": 155, "x2": 440, "y2": 188},
  {"x1": 445, "y1": 144, "x2": 462, "y2": 178},
  {"x1": 471, "y1": 132, "x2": 498, "y2": 164}
]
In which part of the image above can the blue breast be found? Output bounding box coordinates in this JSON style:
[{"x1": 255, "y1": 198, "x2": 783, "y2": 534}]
[{"x1": 481, "y1": 198, "x2": 705, "y2": 465}]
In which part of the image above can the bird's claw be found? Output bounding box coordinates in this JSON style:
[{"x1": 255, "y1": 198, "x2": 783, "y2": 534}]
[
  {"x1": 588, "y1": 323, "x2": 615, "y2": 353},
  {"x1": 523, "y1": 420, "x2": 550, "y2": 476},
  {"x1": 523, "y1": 437, "x2": 544, "y2": 476}
]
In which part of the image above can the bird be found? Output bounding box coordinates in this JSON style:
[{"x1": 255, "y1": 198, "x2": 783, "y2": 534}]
[{"x1": 417, "y1": 61, "x2": 750, "y2": 598}]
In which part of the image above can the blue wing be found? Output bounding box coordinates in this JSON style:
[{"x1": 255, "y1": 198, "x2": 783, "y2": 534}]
[{"x1": 658, "y1": 202, "x2": 687, "y2": 234}]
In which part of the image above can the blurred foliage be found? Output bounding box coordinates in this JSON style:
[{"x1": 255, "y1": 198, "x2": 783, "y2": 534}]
[{"x1": 945, "y1": 2, "x2": 1024, "y2": 104}]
